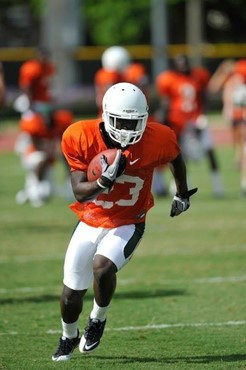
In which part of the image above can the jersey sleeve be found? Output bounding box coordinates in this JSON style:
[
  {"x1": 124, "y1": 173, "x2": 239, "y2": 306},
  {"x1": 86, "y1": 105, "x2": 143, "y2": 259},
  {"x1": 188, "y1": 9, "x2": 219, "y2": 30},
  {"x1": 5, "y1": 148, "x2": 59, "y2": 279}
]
[
  {"x1": 61, "y1": 123, "x2": 88, "y2": 172},
  {"x1": 158, "y1": 125, "x2": 180, "y2": 164},
  {"x1": 142, "y1": 123, "x2": 180, "y2": 168}
]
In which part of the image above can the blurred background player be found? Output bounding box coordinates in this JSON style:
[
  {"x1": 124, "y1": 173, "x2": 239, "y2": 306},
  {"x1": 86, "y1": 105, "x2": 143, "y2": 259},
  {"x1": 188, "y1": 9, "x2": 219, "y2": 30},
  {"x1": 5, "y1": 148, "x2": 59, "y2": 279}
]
[
  {"x1": 14, "y1": 47, "x2": 75, "y2": 202},
  {"x1": 122, "y1": 59, "x2": 150, "y2": 102},
  {"x1": 15, "y1": 109, "x2": 74, "y2": 207},
  {"x1": 208, "y1": 58, "x2": 246, "y2": 194},
  {"x1": 94, "y1": 46, "x2": 152, "y2": 117},
  {"x1": 94, "y1": 46, "x2": 130, "y2": 116},
  {"x1": 155, "y1": 54, "x2": 224, "y2": 198},
  {"x1": 16, "y1": 47, "x2": 55, "y2": 118}
]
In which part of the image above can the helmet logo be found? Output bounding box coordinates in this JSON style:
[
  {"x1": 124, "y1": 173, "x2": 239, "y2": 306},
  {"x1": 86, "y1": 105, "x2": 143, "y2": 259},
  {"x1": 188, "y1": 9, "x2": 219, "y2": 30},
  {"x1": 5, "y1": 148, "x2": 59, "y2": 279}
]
[{"x1": 123, "y1": 109, "x2": 135, "y2": 113}]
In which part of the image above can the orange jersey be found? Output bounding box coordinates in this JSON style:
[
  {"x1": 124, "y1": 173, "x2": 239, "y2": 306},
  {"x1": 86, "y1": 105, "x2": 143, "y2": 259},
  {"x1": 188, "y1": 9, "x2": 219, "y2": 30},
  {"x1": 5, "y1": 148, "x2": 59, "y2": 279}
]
[
  {"x1": 191, "y1": 66, "x2": 210, "y2": 88},
  {"x1": 20, "y1": 110, "x2": 73, "y2": 138},
  {"x1": 62, "y1": 119, "x2": 180, "y2": 228},
  {"x1": 19, "y1": 59, "x2": 55, "y2": 102},
  {"x1": 19, "y1": 111, "x2": 56, "y2": 162},
  {"x1": 52, "y1": 110, "x2": 74, "y2": 137},
  {"x1": 20, "y1": 112, "x2": 49, "y2": 138},
  {"x1": 156, "y1": 70, "x2": 205, "y2": 135},
  {"x1": 123, "y1": 62, "x2": 150, "y2": 107},
  {"x1": 94, "y1": 68, "x2": 122, "y2": 115},
  {"x1": 123, "y1": 63, "x2": 148, "y2": 87}
]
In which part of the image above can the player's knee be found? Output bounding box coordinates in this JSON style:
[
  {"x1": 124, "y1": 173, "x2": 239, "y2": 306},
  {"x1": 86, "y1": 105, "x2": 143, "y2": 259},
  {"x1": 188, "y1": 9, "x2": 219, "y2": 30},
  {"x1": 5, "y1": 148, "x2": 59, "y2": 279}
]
[
  {"x1": 93, "y1": 255, "x2": 116, "y2": 282},
  {"x1": 62, "y1": 288, "x2": 82, "y2": 308}
]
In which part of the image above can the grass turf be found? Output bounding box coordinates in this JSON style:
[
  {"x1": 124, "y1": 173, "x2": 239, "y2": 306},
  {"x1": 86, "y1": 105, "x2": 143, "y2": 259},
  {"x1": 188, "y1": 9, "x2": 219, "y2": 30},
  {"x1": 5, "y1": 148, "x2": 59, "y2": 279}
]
[{"x1": 0, "y1": 130, "x2": 246, "y2": 369}]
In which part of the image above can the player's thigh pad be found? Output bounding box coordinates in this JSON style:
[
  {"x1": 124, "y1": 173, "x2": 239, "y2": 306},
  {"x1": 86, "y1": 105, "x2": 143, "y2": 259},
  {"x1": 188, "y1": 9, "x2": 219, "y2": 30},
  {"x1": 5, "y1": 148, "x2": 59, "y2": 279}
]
[
  {"x1": 63, "y1": 221, "x2": 105, "y2": 290},
  {"x1": 96, "y1": 223, "x2": 145, "y2": 271}
]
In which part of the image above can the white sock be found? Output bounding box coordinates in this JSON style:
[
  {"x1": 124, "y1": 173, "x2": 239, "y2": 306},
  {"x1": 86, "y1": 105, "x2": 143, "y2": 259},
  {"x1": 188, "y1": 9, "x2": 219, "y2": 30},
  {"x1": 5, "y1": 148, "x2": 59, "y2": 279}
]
[
  {"x1": 90, "y1": 299, "x2": 108, "y2": 321},
  {"x1": 61, "y1": 319, "x2": 78, "y2": 339}
]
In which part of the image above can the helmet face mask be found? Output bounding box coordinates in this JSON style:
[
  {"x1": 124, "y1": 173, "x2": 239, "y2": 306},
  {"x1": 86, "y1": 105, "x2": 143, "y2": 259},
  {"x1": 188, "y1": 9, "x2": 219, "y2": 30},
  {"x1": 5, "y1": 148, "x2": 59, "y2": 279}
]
[{"x1": 102, "y1": 83, "x2": 149, "y2": 147}]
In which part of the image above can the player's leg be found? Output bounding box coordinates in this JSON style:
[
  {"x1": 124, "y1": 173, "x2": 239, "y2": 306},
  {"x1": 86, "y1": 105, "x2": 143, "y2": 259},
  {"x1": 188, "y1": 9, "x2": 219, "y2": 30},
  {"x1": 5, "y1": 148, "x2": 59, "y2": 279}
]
[
  {"x1": 19, "y1": 150, "x2": 52, "y2": 207},
  {"x1": 200, "y1": 126, "x2": 224, "y2": 197},
  {"x1": 79, "y1": 222, "x2": 145, "y2": 354},
  {"x1": 231, "y1": 119, "x2": 244, "y2": 168},
  {"x1": 52, "y1": 221, "x2": 100, "y2": 361}
]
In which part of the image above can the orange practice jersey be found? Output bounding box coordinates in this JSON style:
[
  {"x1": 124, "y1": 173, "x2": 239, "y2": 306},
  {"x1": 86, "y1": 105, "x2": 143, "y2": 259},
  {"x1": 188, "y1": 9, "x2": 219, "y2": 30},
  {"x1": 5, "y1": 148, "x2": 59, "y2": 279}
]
[
  {"x1": 20, "y1": 112, "x2": 50, "y2": 138},
  {"x1": 19, "y1": 59, "x2": 55, "y2": 102},
  {"x1": 156, "y1": 69, "x2": 207, "y2": 136},
  {"x1": 94, "y1": 69, "x2": 122, "y2": 115},
  {"x1": 62, "y1": 119, "x2": 180, "y2": 228},
  {"x1": 123, "y1": 63, "x2": 148, "y2": 87},
  {"x1": 123, "y1": 62, "x2": 153, "y2": 119}
]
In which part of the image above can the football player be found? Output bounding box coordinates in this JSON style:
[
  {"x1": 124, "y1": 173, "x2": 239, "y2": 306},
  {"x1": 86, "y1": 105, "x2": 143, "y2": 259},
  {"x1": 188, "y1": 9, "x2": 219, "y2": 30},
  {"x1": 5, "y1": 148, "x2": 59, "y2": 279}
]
[
  {"x1": 15, "y1": 109, "x2": 74, "y2": 206},
  {"x1": 155, "y1": 54, "x2": 224, "y2": 197},
  {"x1": 17, "y1": 47, "x2": 55, "y2": 118},
  {"x1": 208, "y1": 58, "x2": 246, "y2": 194},
  {"x1": 52, "y1": 82, "x2": 197, "y2": 361}
]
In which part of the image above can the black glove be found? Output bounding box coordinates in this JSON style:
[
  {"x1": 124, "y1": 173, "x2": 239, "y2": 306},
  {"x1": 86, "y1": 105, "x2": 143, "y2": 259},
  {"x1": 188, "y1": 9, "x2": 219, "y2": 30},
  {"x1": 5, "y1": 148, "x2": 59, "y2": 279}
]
[
  {"x1": 170, "y1": 188, "x2": 198, "y2": 217},
  {"x1": 97, "y1": 149, "x2": 126, "y2": 189}
]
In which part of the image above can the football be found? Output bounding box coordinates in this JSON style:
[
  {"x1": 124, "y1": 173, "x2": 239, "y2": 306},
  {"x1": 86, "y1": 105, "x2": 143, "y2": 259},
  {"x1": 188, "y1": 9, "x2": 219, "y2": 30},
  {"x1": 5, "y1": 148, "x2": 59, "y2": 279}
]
[{"x1": 87, "y1": 148, "x2": 118, "y2": 181}]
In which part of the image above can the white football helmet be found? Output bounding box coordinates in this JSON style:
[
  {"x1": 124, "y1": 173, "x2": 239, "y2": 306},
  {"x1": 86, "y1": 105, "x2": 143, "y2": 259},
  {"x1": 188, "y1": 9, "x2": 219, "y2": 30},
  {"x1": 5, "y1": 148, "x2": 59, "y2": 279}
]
[
  {"x1": 102, "y1": 82, "x2": 149, "y2": 147},
  {"x1": 102, "y1": 46, "x2": 130, "y2": 72}
]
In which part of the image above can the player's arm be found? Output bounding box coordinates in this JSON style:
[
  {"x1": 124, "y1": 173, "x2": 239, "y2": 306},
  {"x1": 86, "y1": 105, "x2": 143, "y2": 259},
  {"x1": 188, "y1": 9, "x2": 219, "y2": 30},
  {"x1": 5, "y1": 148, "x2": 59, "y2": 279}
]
[
  {"x1": 169, "y1": 153, "x2": 198, "y2": 217},
  {"x1": 71, "y1": 170, "x2": 105, "y2": 202},
  {"x1": 207, "y1": 60, "x2": 235, "y2": 93},
  {"x1": 71, "y1": 150, "x2": 126, "y2": 202},
  {"x1": 169, "y1": 153, "x2": 188, "y2": 195}
]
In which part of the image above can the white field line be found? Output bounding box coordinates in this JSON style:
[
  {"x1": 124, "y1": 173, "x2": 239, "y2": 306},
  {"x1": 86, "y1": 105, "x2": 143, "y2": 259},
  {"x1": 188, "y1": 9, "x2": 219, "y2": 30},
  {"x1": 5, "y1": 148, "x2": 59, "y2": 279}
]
[
  {"x1": 0, "y1": 275, "x2": 246, "y2": 295},
  {"x1": 108, "y1": 320, "x2": 246, "y2": 332},
  {"x1": 0, "y1": 320, "x2": 246, "y2": 336}
]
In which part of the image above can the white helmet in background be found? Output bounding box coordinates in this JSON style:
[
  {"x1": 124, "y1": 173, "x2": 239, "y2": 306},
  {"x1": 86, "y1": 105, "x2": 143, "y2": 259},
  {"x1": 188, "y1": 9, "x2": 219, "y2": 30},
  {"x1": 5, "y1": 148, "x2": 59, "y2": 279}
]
[
  {"x1": 102, "y1": 82, "x2": 149, "y2": 147},
  {"x1": 102, "y1": 46, "x2": 130, "y2": 72}
]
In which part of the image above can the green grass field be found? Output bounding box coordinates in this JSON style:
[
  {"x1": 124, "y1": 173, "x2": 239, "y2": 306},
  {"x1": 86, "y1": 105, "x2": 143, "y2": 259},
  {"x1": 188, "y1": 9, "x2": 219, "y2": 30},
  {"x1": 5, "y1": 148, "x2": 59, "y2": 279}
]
[{"x1": 0, "y1": 125, "x2": 246, "y2": 369}]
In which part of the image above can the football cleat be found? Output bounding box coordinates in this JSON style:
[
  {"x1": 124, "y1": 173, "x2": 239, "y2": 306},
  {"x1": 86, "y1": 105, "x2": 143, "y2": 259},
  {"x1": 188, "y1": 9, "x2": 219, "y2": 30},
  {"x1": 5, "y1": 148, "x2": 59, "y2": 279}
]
[
  {"x1": 79, "y1": 317, "x2": 106, "y2": 353},
  {"x1": 52, "y1": 330, "x2": 80, "y2": 361}
]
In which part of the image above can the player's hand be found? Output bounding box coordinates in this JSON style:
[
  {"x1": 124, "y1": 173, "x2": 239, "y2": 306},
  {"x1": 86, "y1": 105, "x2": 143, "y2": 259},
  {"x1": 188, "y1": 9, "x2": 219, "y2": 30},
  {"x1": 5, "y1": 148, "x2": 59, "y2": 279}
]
[
  {"x1": 98, "y1": 149, "x2": 126, "y2": 188},
  {"x1": 170, "y1": 188, "x2": 198, "y2": 217}
]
